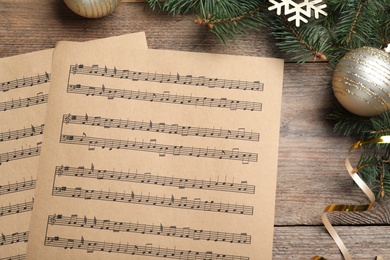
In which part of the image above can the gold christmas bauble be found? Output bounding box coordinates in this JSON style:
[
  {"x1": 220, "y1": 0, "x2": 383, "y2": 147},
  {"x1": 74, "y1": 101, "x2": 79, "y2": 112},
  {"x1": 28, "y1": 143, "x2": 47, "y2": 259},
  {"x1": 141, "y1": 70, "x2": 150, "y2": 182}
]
[
  {"x1": 332, "y1": 46, "x2": 390, "y2": 116},
  {"x1": 64, "y1": 0, "x2": 121, "y2": 18}
]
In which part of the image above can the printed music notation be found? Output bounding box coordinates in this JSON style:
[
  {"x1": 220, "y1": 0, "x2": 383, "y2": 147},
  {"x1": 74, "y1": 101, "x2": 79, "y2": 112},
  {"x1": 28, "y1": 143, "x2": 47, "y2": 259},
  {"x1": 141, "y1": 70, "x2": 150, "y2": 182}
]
[
  {"x1": 45, "y1": 235, "x2": 250, "y2": 260},
  {"x1": 60, "y1": 134, "x2": 258, "y2": 164},
  {"x1": 67, "y1": 84, "x2": 262, "y2": 112},
  {"x1": 63, "y1": 114, "x2": 259, "y2": 142},
  {"x1": 0, "y1": 254, "x2": 26, "y2": 260},
  {"x1": 0, "y1": 124, "x2": 44, "y2": 143},
  {"x1": 0, "y1": 179, "x2": 36, "y2": 196},
  {"x1": 0, "y1": 199, "x2": 34, "y2": 217},
  {"x1": 70, "y1": 64, "x2": 263, "y2": 92},
  {"x1": 0, "y1": 93, "x2": 48, "y2": 112},
  {"x1": 0, "y1": 143, "x2": 42, "y2": 165},
  {"x1": 48, "y1": 214, "x2": 251, "y2": 244},
  {"x1": 0, "y1": 231, "x2": 29, "y2": 246},
  {"x1": 52, "y1": 186, "x2": 254, "y2": 215},
  {"x1": 55, "y1": 165, "x2": 255, "y2": 194},
  {"x1": 0, "y1": 72, "x2": 50, "y2": 93}
]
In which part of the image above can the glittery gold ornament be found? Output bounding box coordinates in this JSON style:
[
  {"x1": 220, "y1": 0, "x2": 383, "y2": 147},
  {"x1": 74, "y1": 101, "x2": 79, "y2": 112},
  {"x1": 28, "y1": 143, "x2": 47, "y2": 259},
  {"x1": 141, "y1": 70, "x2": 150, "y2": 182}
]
[
  {"x1": 332, "y1": 46, "x2": 390, "y2": 116},
  {"x1": 64, "y1": 0, "x2": 121, "y2": 18}
]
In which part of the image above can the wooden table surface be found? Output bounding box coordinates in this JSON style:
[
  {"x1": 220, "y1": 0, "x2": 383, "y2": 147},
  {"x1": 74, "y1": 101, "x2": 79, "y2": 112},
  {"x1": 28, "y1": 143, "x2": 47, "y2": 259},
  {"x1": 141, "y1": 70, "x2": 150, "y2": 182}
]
[{"x1": 1, "y1": 1, "x2": 389, "y2": 259}]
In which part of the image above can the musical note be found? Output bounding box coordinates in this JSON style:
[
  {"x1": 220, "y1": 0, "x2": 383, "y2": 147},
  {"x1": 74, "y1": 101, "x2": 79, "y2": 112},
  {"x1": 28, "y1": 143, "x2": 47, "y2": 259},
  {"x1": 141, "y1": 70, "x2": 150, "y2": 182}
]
[
  {"x1": 0, "y1": 93, "x2": 48, "y2": 112},
  {"x1": 0, "y1": 178, "x2": 36, "y2": 196},
  {"x1": 89, "y1": 65, "x2": 98, "y2": 74},
  {"x1": 64, "y1": 239, "x2": 74, "y2": 249},
  {"x1": 54, "y1": 165, "x2": 255, "y2": 194},
  {"x1": 67, "y1": 84, "x2": 262, "y2": 112},
  {"x1": 0, "y1": 72, "x2": 50, "y2": 93},
  {"x1": 44, "y1": 235, "x2": 250, "y2": 259},
  {"x1": 121, "y1": 69, "x2": 129, "y2": 79},
  {"x1": 0, "y1": 143, "x2": 42, "y2": 165},
  {"x1": 60, "y1": 134, "x2": 258, "y2": 163},
  {"x1": 0, "y1": 254, "x2": 27, "y2": 260},
  {"x1": 0, "y1": 124, "x2": 45, "y2": 142},
  {"x1": 0, "y1": 232, "x2": 29, "y2": 246},
  {"x1": 0, "y1": 199, "x2": 34, "y2": 217},
  {"x1": 52, "y1": 186, "x2": 253, "y2": 215},
  {"x1": 69, "y1": 64, "x2": 263, "y2": 92},
  {"x1": 62, "y1": 114, "x2": 259, "y2": 142}
]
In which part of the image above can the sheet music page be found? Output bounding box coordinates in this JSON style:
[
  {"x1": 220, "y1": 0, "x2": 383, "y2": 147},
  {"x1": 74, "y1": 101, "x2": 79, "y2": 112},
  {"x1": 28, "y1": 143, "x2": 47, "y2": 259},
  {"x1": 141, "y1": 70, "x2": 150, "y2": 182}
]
[
  {"x1": 27, "y1": 42, "x2": 284, "y2": 260},
  {"x1": 0, "y1": 32, "x2": 147, "y2": 260},
  {"x1": 0, "y1": 49, "x2": 52, "y2": 260}
]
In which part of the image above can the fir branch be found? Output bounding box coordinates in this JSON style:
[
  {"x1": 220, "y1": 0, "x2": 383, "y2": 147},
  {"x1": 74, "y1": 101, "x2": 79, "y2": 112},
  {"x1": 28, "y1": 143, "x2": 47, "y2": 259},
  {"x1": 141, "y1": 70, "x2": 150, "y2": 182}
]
[
  {"x1": 355, "y1": 150, "x2": 384, "y2": 197},
  {"x1": 146, "y1": 0, "x2": 269, "y2": 42},
  {"x1": 330, "y1": 104, "x2": 390, "y2": 197},
  {"x1": 145, "y1": 0, "x2": 388, "y2": 63},
  {"x1": 369, "y1": 112, "x2": 390, "y2": 138},
  {"x1": 146, "y1": 0, "x2": 201, "y2": 15},
  {"x1": 194, "y1": 5, "x2": 263, "y2": 29},
  {"x1": 376, "y1": 6, "x2": 390, "y2": 48},
  {"x1": 328, "y1": 0, "x2": 382, "y2": 50},
  {"x1": 345, "y1": 2, "x2": 364, "y2": 44},
  {"x1": 355, "y1": 152, "x2": 378, "y2": 173},
  {"x1": 268, "y1": 15, "x2": 330, "y2": 63},
  {"x1": 328, "y1": 102, "x2": 390, "y2": 140},
  {"x1": 327, "y1": 102, "x2": 372, "y2": 138},
  {"x1": 285, "y1": 18, "x2": 327, "y2": 61},
  {"x1": 195, "y1": 0, "x2": 269, "y2": 43},
  {"x1": 379, "y1": 163, "x2": 385, "y2": 197}
]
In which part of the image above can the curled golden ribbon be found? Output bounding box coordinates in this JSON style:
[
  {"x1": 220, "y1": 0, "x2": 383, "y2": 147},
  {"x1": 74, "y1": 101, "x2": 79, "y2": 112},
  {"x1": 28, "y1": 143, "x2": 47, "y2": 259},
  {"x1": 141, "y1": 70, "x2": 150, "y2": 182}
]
[{"x1": 312, "y1": 136, "x2": 390, "y2": 260}]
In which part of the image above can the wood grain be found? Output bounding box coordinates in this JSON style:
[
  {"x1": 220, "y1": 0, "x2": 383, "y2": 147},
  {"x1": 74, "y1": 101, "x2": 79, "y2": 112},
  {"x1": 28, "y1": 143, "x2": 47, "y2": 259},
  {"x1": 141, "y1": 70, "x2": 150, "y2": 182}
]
[
  {"x1": 274, "y1": 226, "x2": 390, "y2": 259},
  {"x1": 0, "y1": 0, "x2": 389, "y2": 259}
]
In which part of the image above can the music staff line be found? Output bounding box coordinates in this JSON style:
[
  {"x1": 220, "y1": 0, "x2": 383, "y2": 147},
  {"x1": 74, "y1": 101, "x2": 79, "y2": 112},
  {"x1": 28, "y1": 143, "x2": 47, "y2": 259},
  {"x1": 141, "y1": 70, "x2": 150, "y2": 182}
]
[
  {"x1": 55, "y1": 165, "x2": 255, "y2": 194},
  {"x1": 0, "y1": 199, "x2": 34, "y2": 218},
  {"x1": 67, "y1": 84, "x2": 262, "y2": 112},
  {"x1": 0, "y1": 231, "x2": 29, "y2": 247},
  {"x1": 45, "y1": 235, "x2": 249, "y2": 260},
  {"x1": 0, "y1": 124, "x2": 44, "y2": 143},
  {"x1": 63, "y1": 113, "x2": 259, "y2": 142},
  {"x1": 71, "y1": 64, "x2": 263, "y2": 92},
  {"x1": 48, "y1": 214, "x2": 251, "y2": 245},
  {"x1": 0, "y1": 178, "x2": 36, "y2": 196},
  {"x1": 0, "y1": 143, "x2": 42, "y2": 165},
  {"x1": 52, "y1": 186, "x2": 253, "y2": 215},
  {"x1": 60, "y1": 134, "x2": 258, "y2": 164},
  {"x1": 0, "y1": 254, "x2": 26, "y2": 260},
  {"x1": 0, "y1": 72, "x2": 50, "y2": 93},
  {"x1": 0, "y1": 92, "x2": 48, "y2": 112}
]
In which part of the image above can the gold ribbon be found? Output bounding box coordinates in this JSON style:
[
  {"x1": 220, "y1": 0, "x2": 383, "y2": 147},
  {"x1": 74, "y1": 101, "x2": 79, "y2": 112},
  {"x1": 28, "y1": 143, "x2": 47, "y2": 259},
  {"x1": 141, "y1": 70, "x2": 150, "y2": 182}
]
[{"x1": 312, "y1": 136, "x2": 389, "y2": 260}]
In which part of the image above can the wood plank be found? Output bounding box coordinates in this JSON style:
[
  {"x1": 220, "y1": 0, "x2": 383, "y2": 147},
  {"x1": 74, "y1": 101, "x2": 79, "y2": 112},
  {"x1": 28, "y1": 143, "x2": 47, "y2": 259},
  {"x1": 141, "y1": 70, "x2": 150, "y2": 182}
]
[
  {"x1": 273, "y1": 226, "x2": 390, "y2": 259},
  {"x1": 277, "y1": 62, "x2": 390, "y2": 225},
  {"x1": 0, "y1": 0, "x2": 280, "y2": 58}
]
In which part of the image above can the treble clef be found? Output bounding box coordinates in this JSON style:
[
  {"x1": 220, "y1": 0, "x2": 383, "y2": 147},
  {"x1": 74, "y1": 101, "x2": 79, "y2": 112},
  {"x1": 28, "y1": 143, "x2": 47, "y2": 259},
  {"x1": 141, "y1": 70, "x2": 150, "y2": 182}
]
[
  {"x1": 56, "y1": 165, "x2": 64, "y2": 176},
  {"x1": 49, "y1": 214, "x2": 57, "y2": 225},
  {"x1": 71, "y1": 64, "x2": 78, "y2": 74},
  {"x1": 63, "y1": 113, "x2": 72, "y2": 124}
]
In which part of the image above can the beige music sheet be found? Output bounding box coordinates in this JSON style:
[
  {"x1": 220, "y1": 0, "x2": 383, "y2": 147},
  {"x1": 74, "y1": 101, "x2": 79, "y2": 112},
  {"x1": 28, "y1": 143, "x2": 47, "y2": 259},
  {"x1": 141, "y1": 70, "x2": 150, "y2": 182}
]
[
  {"x1": 0, "y1": 49, "x2": 52, "y2": 260},
  {"x1": 27, "y1": 42, "x2": 284, "y2": 260},
  {"x1": 0, "y1": 32, "x2": 147, "y2": 260}
]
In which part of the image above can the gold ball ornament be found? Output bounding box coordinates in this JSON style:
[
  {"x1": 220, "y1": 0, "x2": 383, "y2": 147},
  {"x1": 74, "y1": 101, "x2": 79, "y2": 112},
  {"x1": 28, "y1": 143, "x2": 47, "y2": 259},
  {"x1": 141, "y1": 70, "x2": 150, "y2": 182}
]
[
  {"x1": 332, "y1": 46, "x2": 390, "y2": 117},
  {"x1": 64, "y1": 0, "x2": 121, "y2": 18}
]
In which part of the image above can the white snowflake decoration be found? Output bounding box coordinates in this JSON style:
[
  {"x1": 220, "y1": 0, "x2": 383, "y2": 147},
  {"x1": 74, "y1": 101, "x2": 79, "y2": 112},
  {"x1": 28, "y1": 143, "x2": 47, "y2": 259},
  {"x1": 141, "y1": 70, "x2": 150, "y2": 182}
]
[
  {"x1": 268, "y1": 0, "x2": 327, "y2": 27},
  {"x1": 385, "y1": 44, "x2": 390, "y2": 53}
]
